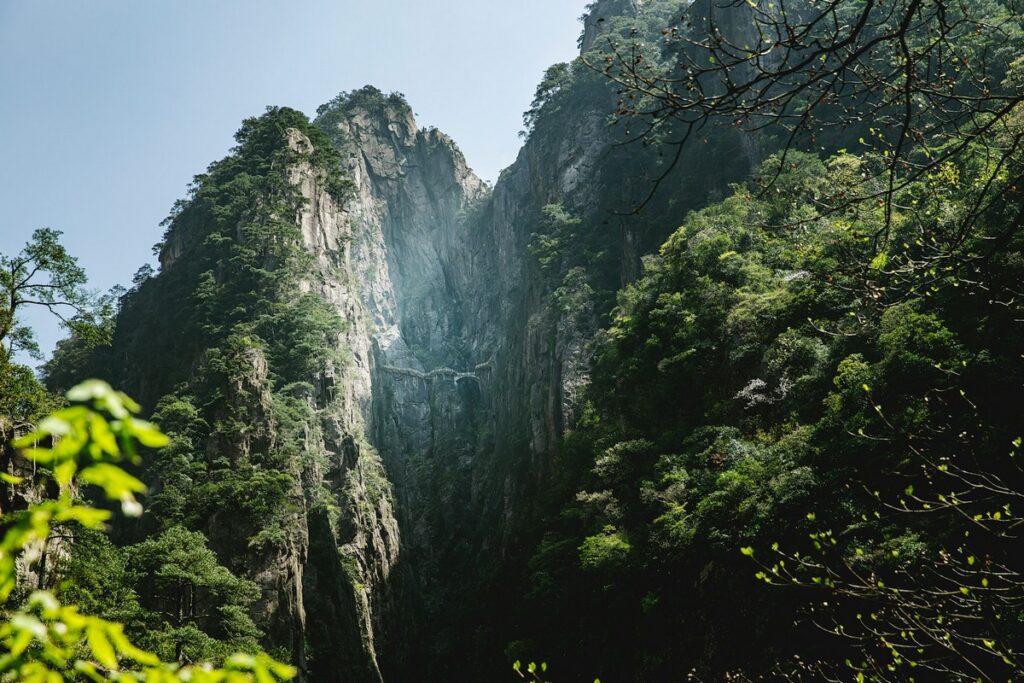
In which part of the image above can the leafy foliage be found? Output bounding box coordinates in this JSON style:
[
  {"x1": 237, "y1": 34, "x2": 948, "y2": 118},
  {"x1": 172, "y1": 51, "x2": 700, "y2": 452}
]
[
  {"x1": 0, "y1": 380, "x2": 296, "y2": 681},
  {"x1": 0, "y1": 229, "x2": 92, "y2": 362},
  {"x1": 7, "y1": 1, "x2": 1021, "y2": 680},
  {"x1": 32, "y1": 106, "x2": 363, "y2": 676},
  {"x1": 508, "y1": 138, "x2": 1023, "y2": 679},
  {"x1": 127, "y1": 527, "x2": 261, "y2": 662},
  {"x1": 0, "y1": 356, "x2": 61, "y2": 424}
]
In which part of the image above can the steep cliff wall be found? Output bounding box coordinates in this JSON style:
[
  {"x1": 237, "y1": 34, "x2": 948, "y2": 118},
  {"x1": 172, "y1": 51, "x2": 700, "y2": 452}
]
[
  {"x1": 304, "y1": 82, "x2": 618, "y2": 676},
  {"x1": 92, "y1": 108, "x2": 407, "y2": 681},
  {"x1": 306, "y1": 90, "x2": 492, "y2": 677},
  {"x1": 297, "y1": 6, "x2": 758, "y2": 679},
  {"x1": 57, "y1": 3, "x2": 758, "y2": 679},
  {"x1": 303, "y1": 1, "x2": 758, "y2": 676},
  {"x1": 93, "y1": 92, "x2": 495, "y2": 681}
]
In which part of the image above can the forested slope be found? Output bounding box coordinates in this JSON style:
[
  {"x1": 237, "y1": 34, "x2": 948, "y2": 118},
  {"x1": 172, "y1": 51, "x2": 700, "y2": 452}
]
[{"x1": 2, "y1": 0, "x2": 1022, "y2": 680}]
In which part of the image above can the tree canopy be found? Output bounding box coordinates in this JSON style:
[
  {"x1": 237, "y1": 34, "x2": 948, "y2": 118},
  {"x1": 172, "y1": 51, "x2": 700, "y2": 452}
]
[{"x1": 0, "y1": 228, "x2": 91, "y2": 361}]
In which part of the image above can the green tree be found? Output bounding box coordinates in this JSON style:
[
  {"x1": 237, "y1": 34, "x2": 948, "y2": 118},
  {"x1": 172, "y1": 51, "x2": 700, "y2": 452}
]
[
  {"x1": 55, "y1": 528, "x2": 143, "y2": 626},
  {"x1": 128, "y1": 527, "x2": 261, "y2": 664},
  {"x1": 0, "y1": 379, "x2": 295, "y2": 682},
  {"x1": 0, "y1": 228, "x2": 92, "y2": 361},
  {"x1": 0, "y1": 356, "x2": 60, "y2": 423},
  {"x1": 509, "y1": 138, "x2": 1023, "y2": 680},
  {"x1": 42, "y1": 285, "x2": 122, "y2": 393}
]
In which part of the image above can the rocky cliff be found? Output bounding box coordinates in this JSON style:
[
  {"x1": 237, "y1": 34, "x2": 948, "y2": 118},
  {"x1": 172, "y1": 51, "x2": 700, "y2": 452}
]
[
  {"x1": 306, "y1": 90, "x2": 492, "y2": 678},
  {"x1": 315, "y1": 2, "x2": 755, "y2": 676},
  {"x1": 61, "y1": 1, "x2": 759, "y2": 679},
  {"x1": 89, "y1": 88, "x2": 495, "y2": 681}
]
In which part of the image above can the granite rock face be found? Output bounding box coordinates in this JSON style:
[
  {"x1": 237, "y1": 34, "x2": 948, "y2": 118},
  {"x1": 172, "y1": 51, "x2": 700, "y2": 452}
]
[
  {"x1": 298, "y1": 5, "x2": 711, "y2": 671},
  {"x1": 317, "y1": 10, "x2": 759, "y2": 675},
  {"x1": 268, "y1": 80, "x2": 618, "y2": 676},
  {"x1": 580, "y1": 0, "x2": 643, "y2": 52},
  {"x1": 291, "y1": 93, "x2": 495, "y2": 678},
  {"x1": 308, "y1": 47, "x2": 648, "y2": 677},
  {"x1": 81, "y1": 3, "x2": 757, "y2": 678}
]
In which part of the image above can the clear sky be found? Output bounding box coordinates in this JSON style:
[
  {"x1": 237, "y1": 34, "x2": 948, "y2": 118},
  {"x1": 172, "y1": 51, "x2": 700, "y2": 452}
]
[{"x1": 0, "y1": 0, "x2": 587, "y2": 365}]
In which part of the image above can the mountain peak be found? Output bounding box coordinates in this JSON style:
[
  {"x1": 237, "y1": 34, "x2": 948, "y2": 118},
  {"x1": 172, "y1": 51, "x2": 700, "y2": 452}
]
[{"x1": 580, "y1": 0, "x2": 642, "y2": 53}]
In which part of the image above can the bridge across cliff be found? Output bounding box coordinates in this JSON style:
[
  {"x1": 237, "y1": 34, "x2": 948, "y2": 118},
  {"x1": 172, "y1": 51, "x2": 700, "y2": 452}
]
[{"x1": 379, "y1": 359, "x2": 492, "y2": 384}]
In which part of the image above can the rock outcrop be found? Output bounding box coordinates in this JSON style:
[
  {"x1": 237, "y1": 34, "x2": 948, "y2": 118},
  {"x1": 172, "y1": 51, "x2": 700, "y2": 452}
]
[
  {"x1": 73, "y1": 3, "x2": 758, "y2": 679},
  {"x1": 296, "y1": 1, "x2": 753, "y2": 673},
  {"x1": 299, "y1": 90, "x2": 493, "y2": 678}
]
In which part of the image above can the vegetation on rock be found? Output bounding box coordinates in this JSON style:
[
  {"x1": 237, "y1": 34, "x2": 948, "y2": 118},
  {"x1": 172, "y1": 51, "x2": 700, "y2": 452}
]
[
  {"x1": 2, "y1": 1, "x2": 1023, "y2": 681},
  {"x1": 0, "y1": 379, "x2": 295, "y2": 681}
]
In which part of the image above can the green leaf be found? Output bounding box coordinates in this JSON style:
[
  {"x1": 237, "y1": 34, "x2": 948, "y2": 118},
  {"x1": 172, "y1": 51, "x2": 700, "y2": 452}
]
[
  {"x1": 106, "y1": 624, "x2": 160, "y2": 666},
  {"x1": 36, "y1": 415, "x2": 73, "y2": 437},
  {"x1": 26, "y1": 590, "x2": 59, "y2": 614},
  {"x1": 268, "y1": 659, "x2": 299, "y2": 679},
  {"x1": 87, "y1": 622, "x2": 119, "y2": 669},
  {"x1": 227, "y1": 653, "x2": 257, "y2": 669},
  {"x1": 54, "y1": 459, "x2": 78, "y2": 487},
  {"x1": 127, "y1": 419, "x2": 169, "y2": 448},
  {"x1": 15, "y1": 445, "x2": 55, "y2": 463},
  {"x1": 55, "y1": 504, "x2": 112, "y2": 528},
  {"x1": 8, "y1": 615, "x2": 40, "y2": 655},
  {"x1": 78, "y1": 463, "x2": 147, "y2": 501},
  {"x1": 67, "y1": 379, "x2": 115, "y2": 404}
]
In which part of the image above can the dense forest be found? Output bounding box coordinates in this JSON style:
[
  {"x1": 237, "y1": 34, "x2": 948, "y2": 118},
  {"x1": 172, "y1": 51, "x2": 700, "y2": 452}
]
[{"x1": 2, "y1": 0, "x2": 1023, "y2": 681}]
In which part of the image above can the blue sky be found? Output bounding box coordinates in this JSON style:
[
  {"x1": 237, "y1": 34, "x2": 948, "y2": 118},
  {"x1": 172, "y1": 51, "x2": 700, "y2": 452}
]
[{"x1": 0, "y1": 0, "x2": 586, "y2": 365}]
